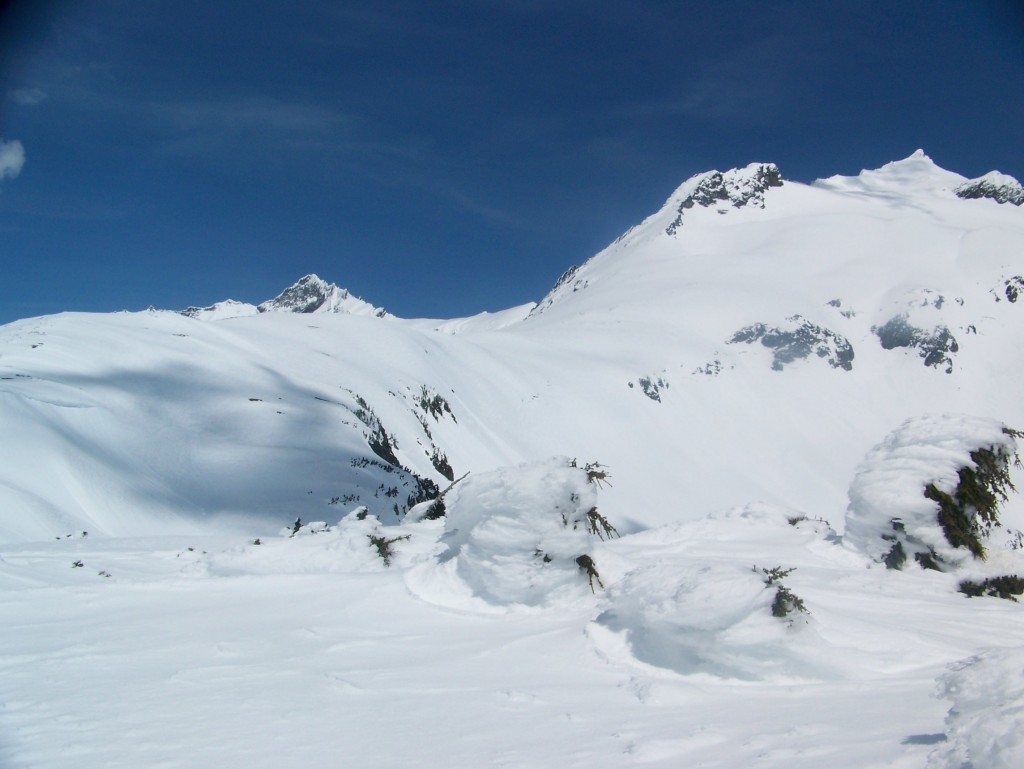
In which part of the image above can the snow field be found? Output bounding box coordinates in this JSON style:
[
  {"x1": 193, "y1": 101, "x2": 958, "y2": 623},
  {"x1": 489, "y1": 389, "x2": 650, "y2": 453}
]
[{"x1": 4, "y1": 453, "x2": 1024, "y2": 768}]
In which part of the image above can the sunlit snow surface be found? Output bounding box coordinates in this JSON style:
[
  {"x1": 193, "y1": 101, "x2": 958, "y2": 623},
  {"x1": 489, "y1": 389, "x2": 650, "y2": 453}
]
[{"x1": 2, "y1": 152, "x2": 1024, "y2": 767}]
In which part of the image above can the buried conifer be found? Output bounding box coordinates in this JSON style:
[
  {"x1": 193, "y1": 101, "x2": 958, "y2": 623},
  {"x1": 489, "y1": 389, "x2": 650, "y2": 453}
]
[{"x1": 845, "y1": 417, "x2": 1024, "y2": 597}]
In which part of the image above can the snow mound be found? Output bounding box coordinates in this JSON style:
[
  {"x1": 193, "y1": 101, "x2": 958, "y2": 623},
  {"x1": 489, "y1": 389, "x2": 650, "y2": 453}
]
[
  {"x1": 205, "y1": 508, "x2": 440, "y2": 576},
  {"x1": 928, "y1": 648, "x2": 1024, "y2": 769},
  {"x1": 595, "y1": 561, "x2": 813, "y2": 681},
  {"x1": 437, "y1": 458, "x2": 611, "y2": 607},
  {"x1": 956, "y1": 171, "x2": 1024, "y2": 206},
  {"x1": 844, "y1": 414, "x2": 1021, "y2": 568},
  {"x1": 591, "y1": 505, "x2": 840, "y2": 682}
]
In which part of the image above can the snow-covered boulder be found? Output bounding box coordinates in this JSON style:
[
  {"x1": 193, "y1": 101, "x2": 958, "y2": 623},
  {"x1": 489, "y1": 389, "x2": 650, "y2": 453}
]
[
  {"x1": 844, "y1": 415, "x2": 1022, "y2": 569},
  {"x1": 438, "y1": 458, "x2": 614, "y2": 606}
]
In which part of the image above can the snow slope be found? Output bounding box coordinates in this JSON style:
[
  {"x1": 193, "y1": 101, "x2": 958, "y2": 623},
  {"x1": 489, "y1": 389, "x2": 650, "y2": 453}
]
[{"x1": 2, "y1": 151, "x2": 1024, "y2": 768}]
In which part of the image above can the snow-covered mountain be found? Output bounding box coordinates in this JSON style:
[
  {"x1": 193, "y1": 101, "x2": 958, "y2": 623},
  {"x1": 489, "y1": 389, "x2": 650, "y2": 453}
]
[
  {"x1": 2, "y1": 151, "x2": 1024, "y2": 769},
  {"x1": 181, "y1": 273, "x2": 388, "y2": 320},
  {"x1": 3, "y1": 150, "x2": 1022, "y2": 538}
]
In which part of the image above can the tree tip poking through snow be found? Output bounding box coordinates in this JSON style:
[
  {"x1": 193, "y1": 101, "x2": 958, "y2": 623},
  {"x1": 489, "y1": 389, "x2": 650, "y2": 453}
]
[
  {"x1": 928, "y1": 648, "x2": 1024, "y2": 769},
  {"x1": 436, "y1": 457, "x2": 613, "y2": 607},
  {"x1": 587, "y1": 504, "x2": 842, "y2": 683},
  {"x1": 844, "y1": 414, "x2": 1023, "y2": 571}
]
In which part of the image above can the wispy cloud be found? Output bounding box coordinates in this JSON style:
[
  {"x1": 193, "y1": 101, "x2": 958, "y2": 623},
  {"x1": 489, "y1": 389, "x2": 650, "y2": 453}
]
[
  {"x1": 0, "y1": 139, "x2": 26, "y2": 180},
  {"x1": 155, "y1": 96, "x2": 349, "y2": 136},
  {"x1": 8, "y1": 87, "x2": 47, "y2": 106},
  {"x1": 141, "y1": 95, "x2": 356, "y2": 162},
  {"x1": 623, "y1": 34, "x2": 804, "y2": 124}
]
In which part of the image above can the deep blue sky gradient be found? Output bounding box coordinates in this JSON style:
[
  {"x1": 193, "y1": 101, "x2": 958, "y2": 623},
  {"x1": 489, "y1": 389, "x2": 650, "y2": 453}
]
[{"x1": 1, "y1": 0, "x2": 1023, "y2": 324}]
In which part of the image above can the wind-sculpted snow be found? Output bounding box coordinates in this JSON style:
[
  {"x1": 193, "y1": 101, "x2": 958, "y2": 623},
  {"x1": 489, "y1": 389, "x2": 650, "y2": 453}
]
[
  {"x1": 587, "y1": 504, "x2": 874, "y2": 684},
  {"x1": 435, "y1": 458, "x2": 606, "y2": 607},
  {"x1": 4, "y1": 454, "x2": 1024, "y2": 768},
  {"x1": 844, "y1": 414, "x2": 1022, "y2": 569},
  {"x1": 928, "y1": 648, "x2": 1024, "y2": 769},
  {"x1": 728, "y1": 315, "x2": 854, "y2": 371}
]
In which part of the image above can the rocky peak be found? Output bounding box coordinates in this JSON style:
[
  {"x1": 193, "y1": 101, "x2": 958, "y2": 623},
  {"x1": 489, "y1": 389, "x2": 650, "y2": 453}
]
[
  {"x1": 257, "y1": 274, "x2": 388, "y2": 317},
  {"x1": 955, "y1": 172, "x2": 1024, "y2": 206},
  {"x1": 666, "y1": 163, "x2": 783, "y2": 235}
]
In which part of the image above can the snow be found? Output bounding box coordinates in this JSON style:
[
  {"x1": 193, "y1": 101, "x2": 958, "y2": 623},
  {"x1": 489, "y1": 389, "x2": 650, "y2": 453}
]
[
  {"x1": 2, "y1": 152, "x2": 1024, "y2": 767},
  {"x1": 436, "y1": 458, "x2": 604, "y2": 606},
  {"x1": 929, "y1": 648, "x2": 1024, "y2": 769},
  {"x1": 180, "y1": 299, "x2": 259, "y2": 321},
  {"x1": 813, "y1": 149, "x2": 968, "y2": 198},
  {"x1": 971, "y1": 170, "x2": 1022, "y2": 190},
  {"x1": 255, "y1": 273, "x2": 388, "y2": 317},
  {"x1": 845, "y1": 414, "x2": 1021, "y2": 566}
]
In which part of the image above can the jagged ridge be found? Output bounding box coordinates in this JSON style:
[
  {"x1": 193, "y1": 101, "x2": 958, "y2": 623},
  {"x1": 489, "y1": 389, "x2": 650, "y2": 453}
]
[
  {"x1": 258, "y1": 274, "x2": 388, "y2": 317},
  {"x1": 666, "y1": 163, "x2": 783, "y2": 235},
  {"x1": 956, "y1": 172, "x2": 1024, "y2": 206}
]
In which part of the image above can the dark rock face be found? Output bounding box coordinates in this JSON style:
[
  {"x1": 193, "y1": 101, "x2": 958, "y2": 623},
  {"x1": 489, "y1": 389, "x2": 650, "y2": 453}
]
[
  {"x1": 667, "y1": 163, "x2": 783, "y2": 235},
  {"x1": 259, "y1": 275, "x2": 337, "y2": 313},
  {"x1": 873, "y1": 315, "x2": 959, "y2": 373},
  {"x1": 955, "y1": 177, "x2": 1024, "y2": 206},
  {"x1": 631, "y1": 376, "x2": 667, "y2": 402},
  {"x1": 1002, "y1": 276, "x2": 1024, "y2": 303},
  {"x1": 728, "y1": 315, "x2": 854, "y2": 371}
]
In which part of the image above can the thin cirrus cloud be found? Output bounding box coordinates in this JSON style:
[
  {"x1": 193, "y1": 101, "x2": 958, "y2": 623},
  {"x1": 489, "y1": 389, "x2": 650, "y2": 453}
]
[
  {"x1": 155, "y1": 96, "x2": 350, "y2": 136},
  {"x1": 9, "y1": 87, "x2": 48, "y2": 106},
  {"x1": 0, "y1": 139, "x2": 26, "y2": 180},
  {"x1": 143, "y1": 95, "x2": 358, "y2": 161}
]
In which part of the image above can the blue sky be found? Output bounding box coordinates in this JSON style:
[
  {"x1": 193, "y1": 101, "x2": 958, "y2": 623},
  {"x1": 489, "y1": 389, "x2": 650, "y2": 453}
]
[{"x1": 1, "y1": 1, "x2": 1022, "y2": 324}]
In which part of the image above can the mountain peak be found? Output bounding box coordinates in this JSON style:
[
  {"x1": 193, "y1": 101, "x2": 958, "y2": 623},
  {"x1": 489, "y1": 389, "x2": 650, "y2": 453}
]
[
  {"x1": 665, "y1": 162, "x2": 783, "y2": 235},
  {"x1": 813, "y1": 150, "x2": 967, "y2": 197},
  {"x1": 257, "y1": 274, "x2": 388, "y2": 318},
  {"x1": 955, "y1": 171, "x2": 1024, "y2": 206}
]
